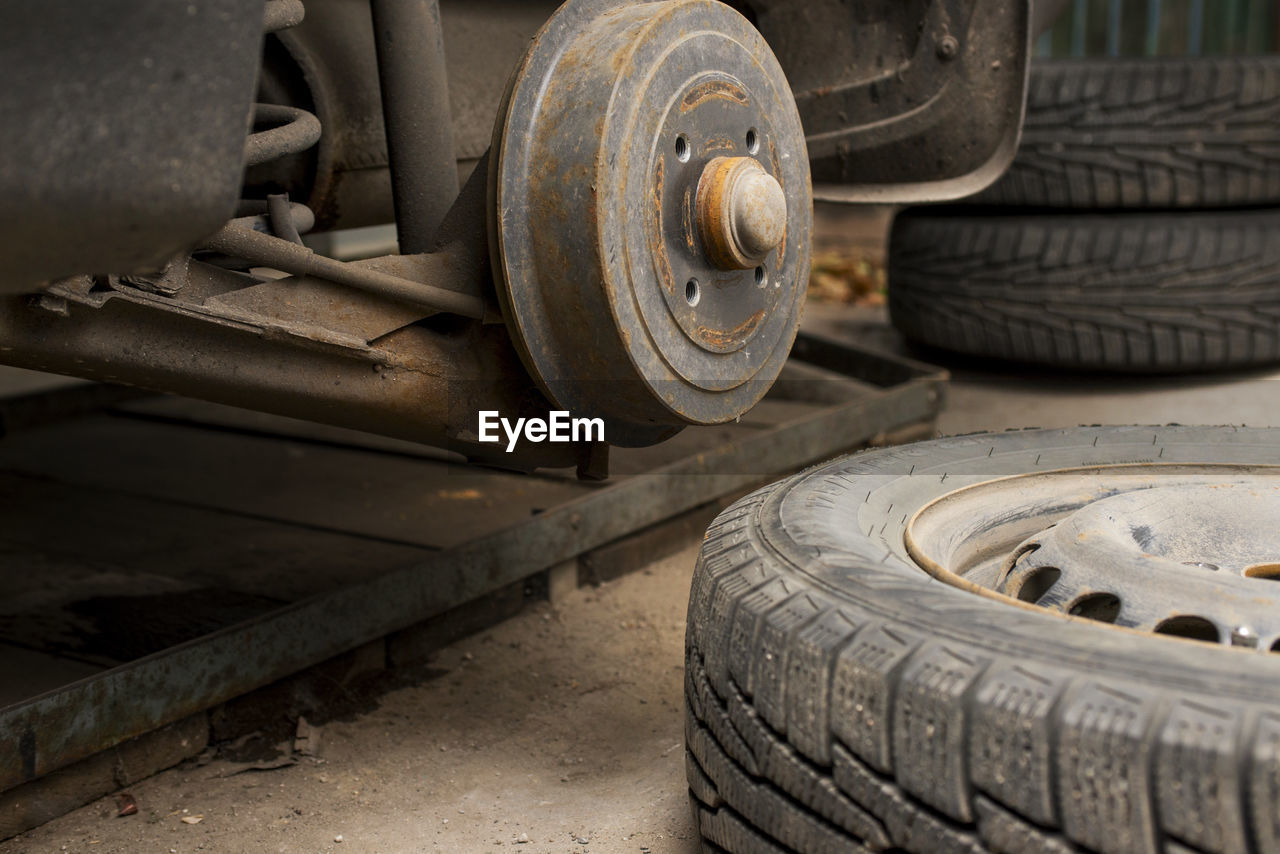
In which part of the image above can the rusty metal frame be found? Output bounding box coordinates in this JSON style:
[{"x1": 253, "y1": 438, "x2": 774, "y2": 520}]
[
  {"x1": 0, "y1": 0, "x2": 1027, "y2": 475},
  {"x1": 0, "y1": 164, "x2": 592, "y2": 472},
  {"x1": 0, "y1": 331, "x2": 945, "y2": 792}
]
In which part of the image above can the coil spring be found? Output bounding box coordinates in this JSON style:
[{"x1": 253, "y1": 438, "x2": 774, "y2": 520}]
[{"x1": 237, "y1": 0, "x2": 319, "y2": 246}]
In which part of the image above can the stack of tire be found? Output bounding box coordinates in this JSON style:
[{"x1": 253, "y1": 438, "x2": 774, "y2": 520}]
[{"x1": 888, "y1": 56, "x2": 1280, "y2": 372}]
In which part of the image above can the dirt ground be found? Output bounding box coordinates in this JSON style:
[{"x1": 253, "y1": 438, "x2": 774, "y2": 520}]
[{"x1": 1, "y1": 546, "x2": 704, "y2": 854}]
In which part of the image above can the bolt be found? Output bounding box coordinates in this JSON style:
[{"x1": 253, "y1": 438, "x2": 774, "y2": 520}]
[
  {"x1": 696, "y1": 156, "x2": 787, "y2": 270},
  {"x1": 937, "y1": 35, "x2": 960, "y2": 60},
  {"x1": 1231, "y1": 625, "x2": 1259, "y2": 648}
]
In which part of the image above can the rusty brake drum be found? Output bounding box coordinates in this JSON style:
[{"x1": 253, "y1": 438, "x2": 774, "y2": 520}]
[{"x1": 488, "y1": 0, "x2": 812, "y2": 446}]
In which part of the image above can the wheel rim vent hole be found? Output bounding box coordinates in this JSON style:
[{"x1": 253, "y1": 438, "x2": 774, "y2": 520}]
[
  {"x1": 1068, "y1": 592, "x2": 1121, "y2": 623},
  {"x1": 1153, "y1": 615, "x2": 1219, "y2": 643},
  {"x1": 1012, "y1": 565, "x2": 1060, "y2": 604},
  {"x1": 1244, "y1": 562, "x2": 1280, "y2": 580}
]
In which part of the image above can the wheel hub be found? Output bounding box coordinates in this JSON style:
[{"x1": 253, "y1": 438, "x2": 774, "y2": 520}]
[
  {"x1": 488, "y1": 0, "x2": 811, "y2": 446},
  {"x1": 696, "y1": 156, "x2": 787, "y2": 270},
  {"x1": 905, "y1": 465, "x2": 1280, "y2": 650}
]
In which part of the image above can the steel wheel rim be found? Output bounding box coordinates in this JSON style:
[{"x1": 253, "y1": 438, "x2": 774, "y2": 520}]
[{"x1": 904, "y1": 463, "x2": 1280, "y2": 651}]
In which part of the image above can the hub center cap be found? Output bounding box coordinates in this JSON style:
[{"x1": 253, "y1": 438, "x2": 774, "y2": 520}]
[{"x1": 697, "y1": 156, "x2": 787, "y2": 269}]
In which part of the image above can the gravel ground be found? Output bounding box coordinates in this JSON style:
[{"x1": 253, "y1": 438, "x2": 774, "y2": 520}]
[{"x1": 1, "y1": 546, "x2": 704, "y2": 854}]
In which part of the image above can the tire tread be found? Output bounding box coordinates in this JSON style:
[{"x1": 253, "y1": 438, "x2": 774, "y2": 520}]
[
  {"x1": 684, "y1": 454, "x2": 1280, "y2": 852},
  {"x1": 974, "y1": 57, "x2": 1280, "y2": 209},
  {"x1": 887, "y1": 209, "x2": 1280, "y2": 372}
]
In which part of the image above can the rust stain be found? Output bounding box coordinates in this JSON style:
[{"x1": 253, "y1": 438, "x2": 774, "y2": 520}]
[
  {"x1": 437, "y1": 488, "x2": 483, "y2": 500},
  {"x1": 770, "y1": 139, "x2": 786, "y2": 266},
  {"x1": 697, "y1": 309, "x2": 764, "y2": 348},
  {"x1": 680, "y1": 79, "x2": 749, "y2": 113},
  {"x1": 695, "y1": 156, "x2": 731, "y2": 269},
  {"x1": 649, "y1": 155, "x2": 675, "y2": 295},
  {"x1": 682, "y1": 186, "x2": 696, "y2": 254},
  {"x1": 705, "y1": 135, "x2": 737, "y2": 154}
]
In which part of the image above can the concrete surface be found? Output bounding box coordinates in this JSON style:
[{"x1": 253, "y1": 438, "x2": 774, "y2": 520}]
[
  {"x1": 2, "y1": 546, "x2": 704, "y2": 854},
  {"x1": 941, "y1": 365, "x2": 1280, "y2": 434},
  {"x1": 804, "y1": 302, "x2": 1280, "y2": 435}
]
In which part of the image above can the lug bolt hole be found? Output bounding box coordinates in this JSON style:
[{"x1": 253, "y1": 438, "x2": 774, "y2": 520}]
[
  {"x1": 754, "y1": 266, "x2": 766, "y2": 287},
  {"x1": 675, "y1": 134, "x2": 691, "y2": 163},
  {"x1": 745, "y1": 128, "x2": 759, "y2": 155},
  {"x1": 685, "y1": 278, "x2": 700, "y2": 306}
]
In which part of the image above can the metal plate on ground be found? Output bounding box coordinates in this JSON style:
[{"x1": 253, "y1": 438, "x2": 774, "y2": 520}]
[{"x1": 0, "y1": 329, "x2": 944, "y2": 798}]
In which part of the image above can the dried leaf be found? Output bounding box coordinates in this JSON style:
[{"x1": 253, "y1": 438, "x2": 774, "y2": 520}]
[
  {"x1": 808, "y1": 248, "x2": 886, "y2": 305},
  {"x1": 115, "y1": 793, "x2": 138, "y2": 817}
]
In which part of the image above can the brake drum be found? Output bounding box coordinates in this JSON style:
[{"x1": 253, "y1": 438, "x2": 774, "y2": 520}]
[{"x1": 488, "y1": 0, "x2": 811, "y2": 446}]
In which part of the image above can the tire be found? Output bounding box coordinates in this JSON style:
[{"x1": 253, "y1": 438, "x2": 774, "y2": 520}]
[
  {"x1": 886, "y1": 207, "x2": 1280, "y2": 372},
  {"x1": 684, "y1": 426, "x2": 1280, "y2": 854},
  {"x1": 971, "y1": 56, "x2": 1280, "y2": 209}
]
